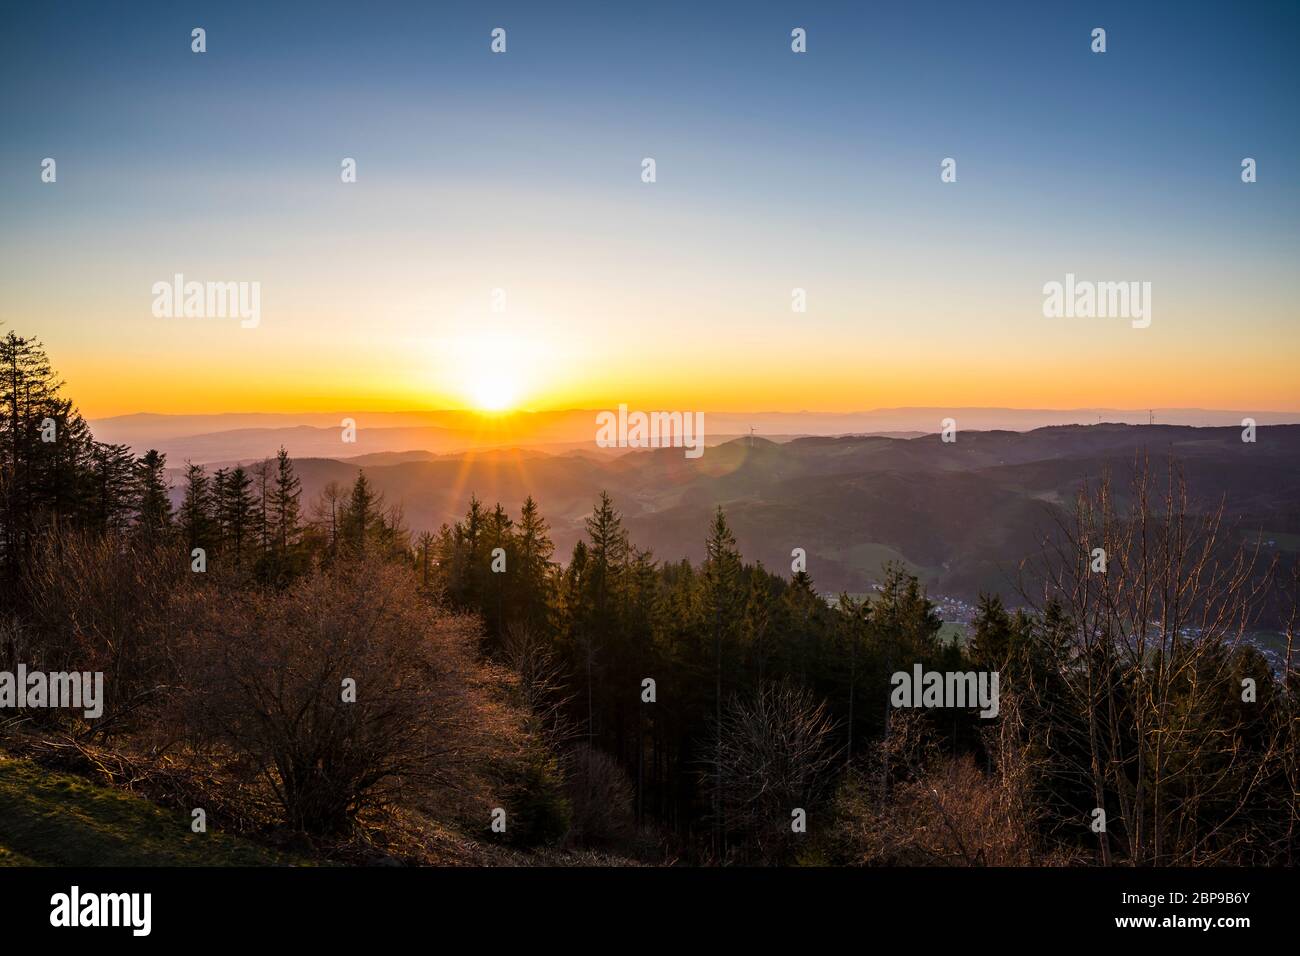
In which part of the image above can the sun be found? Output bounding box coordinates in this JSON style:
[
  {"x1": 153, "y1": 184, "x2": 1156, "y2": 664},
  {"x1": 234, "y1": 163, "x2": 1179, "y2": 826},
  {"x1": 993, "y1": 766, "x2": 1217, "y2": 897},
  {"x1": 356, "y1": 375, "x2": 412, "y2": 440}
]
[
  {"x1": 471, "y1": 373, "x2": 517, "y2": 412},
  {"x1": 437, "y1": 324, "x2": 548, "y2": 414},
  {"x1": 455, "y1": 352, "x2": 524, "y2": 413}
]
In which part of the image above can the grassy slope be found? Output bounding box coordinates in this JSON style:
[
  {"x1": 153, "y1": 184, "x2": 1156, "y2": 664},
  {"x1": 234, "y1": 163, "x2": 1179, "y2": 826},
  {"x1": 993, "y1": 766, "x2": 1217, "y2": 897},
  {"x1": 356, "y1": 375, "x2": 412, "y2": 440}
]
[{"x1": 0, "y1": 753, "x2": 295, "y2": 866}]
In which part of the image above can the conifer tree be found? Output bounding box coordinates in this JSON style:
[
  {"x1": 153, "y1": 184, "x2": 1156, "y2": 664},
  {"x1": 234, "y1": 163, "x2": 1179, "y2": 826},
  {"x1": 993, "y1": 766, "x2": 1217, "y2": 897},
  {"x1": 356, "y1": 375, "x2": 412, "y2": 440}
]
[
  {"x1": 701, "y1": 506, "x2": 742, "y2": 853},
  {"x1": 87, "y1": 442, "x2": 137, "y2": 539},
  {"x1": 343, "y1": 471, "x2": 374, "y2": 552},
  {"x1": 271, "y1": 446, "x2": 301, "y2": 555},
  {"x1": 0, "y1": 331, "x2": 72, "y2": 589},
  {"x1": 252, "y1": 457, "x2": 273, "y2": 558},
  {"x1": 178, "y1": 461, "x2": 215, "y2": 554},
  {"x1": 134, "y1": 449, "x2": 172, "y2": 539},
  {"x1": 473, "y1": 502, "x2": 513, "y2": 646},
  {"x1": 580, "y1": 492, "x2": 629, "y2": 747},
  {"x1": 969, "y1": 592, "x2": 1014, "y2": 670},
  {"x1": 221, "y1": 465, "x2": 256, "y2": 566},
  {"x1": 515, "y1": 495, "x2": 555, "y2": 635}
]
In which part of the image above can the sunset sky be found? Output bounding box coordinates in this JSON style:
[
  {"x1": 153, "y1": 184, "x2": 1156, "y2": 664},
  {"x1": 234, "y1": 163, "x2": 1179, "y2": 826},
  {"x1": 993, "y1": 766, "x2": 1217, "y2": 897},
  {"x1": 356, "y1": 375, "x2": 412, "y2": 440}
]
[{"x1": 2, "y1": 0, "x2": 1297, "y2": 418}]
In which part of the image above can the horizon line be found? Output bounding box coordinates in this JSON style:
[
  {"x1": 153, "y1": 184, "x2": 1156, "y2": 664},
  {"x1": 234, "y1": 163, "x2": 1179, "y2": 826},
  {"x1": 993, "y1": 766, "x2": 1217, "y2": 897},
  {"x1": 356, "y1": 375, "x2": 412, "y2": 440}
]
[{"x1": 87, "y1": 405, "x2": 1300, "y2": 422}]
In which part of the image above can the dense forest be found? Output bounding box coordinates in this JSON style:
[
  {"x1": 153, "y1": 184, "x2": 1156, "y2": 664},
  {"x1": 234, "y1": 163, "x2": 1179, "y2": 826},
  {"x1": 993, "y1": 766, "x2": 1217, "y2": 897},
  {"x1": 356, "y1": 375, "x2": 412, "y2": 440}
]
[{"x1": 2, "y1": 328, "x2": 1297, "y2": 865}]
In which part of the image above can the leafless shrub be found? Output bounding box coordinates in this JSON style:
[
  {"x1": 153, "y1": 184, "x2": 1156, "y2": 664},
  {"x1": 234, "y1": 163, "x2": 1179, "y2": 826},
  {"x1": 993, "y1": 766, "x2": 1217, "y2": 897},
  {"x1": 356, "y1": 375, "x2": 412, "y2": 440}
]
[
  {"x1": 501, "y1": 621, "x2": 576, "y2": 750},
  {"x1": 701, "y1": 679, "x2": 840, "y2": 863},
  {"x1": 831, "y1": 702, "x2": 1073, "y2": 866},
  {"x1": 19, "y1": 528, "x2": 191, "y2": 736},
  {"x1": 565, "y1": 745, "x2": 636, "y2": 848},
  {"x1": 176, "y1": 557, "x2": 519, "y2": 835}
]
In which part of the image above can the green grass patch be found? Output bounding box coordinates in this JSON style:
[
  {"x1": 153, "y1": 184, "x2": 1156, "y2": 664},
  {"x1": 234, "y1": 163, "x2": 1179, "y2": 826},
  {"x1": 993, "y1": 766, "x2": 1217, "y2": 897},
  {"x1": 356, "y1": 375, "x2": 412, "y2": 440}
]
[
  {"x1": 937, "y1": 621, "x2": 968, "y2": 646},
  {"x1": 0, "y1": 753, "x2": 298, "y2": 866},
  {"x1": 831, "y1": 542, "x2": 928, "y2": 579},
  {"x1": 0, "y1": 843, "x2": 39, "y2": 866},
  {"x1": 1248, "y1": 631, "x2": 1294, "y2": 658},
  {"x1": 1244, "y1": 530, "x2": 1300, "y2": 553}
]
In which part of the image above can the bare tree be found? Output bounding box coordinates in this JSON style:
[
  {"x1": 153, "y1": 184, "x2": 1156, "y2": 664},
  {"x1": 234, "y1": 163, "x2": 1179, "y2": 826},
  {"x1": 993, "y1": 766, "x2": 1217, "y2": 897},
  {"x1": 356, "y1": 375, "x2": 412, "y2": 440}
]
[
  {"x1": 1022, "y1": 454, "x2": 1286, "y2": 864},
  {"x1": 702, "y1": 679, "x2": 840, "y2": 863},
  {"x1": 22, "y1": 528, "x2": 190, "y2": 739},
  {"x1": 178, "y1": 557, "x2": 516, "y2": 834}
]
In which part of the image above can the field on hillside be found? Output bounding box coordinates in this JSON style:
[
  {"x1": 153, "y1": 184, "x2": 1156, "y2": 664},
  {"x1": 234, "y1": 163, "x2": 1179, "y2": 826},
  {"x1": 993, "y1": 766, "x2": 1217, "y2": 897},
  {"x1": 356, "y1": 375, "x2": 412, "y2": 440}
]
[{"x1": 0, "y1": 754, "x2": 297, "y2": 867}]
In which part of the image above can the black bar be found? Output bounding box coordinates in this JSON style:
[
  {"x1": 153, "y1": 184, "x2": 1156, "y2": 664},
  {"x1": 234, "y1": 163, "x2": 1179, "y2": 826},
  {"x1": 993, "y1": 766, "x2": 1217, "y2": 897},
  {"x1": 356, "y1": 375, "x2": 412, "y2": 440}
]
[{"x1": 0, "y1": 866, "x2": 1286, "y2": 942}]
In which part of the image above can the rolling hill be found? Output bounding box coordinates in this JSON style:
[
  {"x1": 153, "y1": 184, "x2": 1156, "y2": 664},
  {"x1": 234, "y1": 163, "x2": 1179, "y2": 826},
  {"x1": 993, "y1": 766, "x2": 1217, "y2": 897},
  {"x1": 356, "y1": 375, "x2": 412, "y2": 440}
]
[{"x1": 155, "y1": 423, "x2": 1300, "y2": 605}]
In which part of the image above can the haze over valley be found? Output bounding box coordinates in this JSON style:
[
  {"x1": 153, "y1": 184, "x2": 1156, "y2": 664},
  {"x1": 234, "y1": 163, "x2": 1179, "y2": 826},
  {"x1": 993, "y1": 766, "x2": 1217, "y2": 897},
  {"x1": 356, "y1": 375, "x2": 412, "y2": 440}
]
[{"x1": 113, "y1": 414, "x2": 1300, "y2": 616}]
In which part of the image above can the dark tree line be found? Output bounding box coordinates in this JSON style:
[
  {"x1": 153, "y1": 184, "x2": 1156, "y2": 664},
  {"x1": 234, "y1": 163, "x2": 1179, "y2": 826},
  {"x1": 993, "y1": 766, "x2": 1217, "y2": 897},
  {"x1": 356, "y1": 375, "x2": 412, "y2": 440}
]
[
  {"x1": 431, "y1": 489, "x2": 987, "y2": 860},
  {"x1": 1, "y1": 331, "x2": 178, "y2": 607},
  {"x1": 0, "y1": 328, "x2": 416, "y2": 597},
  {"x1": 427, "y1": 474, "x2": 1299, "y2": 865}
]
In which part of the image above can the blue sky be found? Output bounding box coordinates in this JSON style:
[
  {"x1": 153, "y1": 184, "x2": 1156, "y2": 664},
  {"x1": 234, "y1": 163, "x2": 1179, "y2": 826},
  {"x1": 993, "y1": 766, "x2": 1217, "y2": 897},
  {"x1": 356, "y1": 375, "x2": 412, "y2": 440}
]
[{"x1": 1, "y1": 0, "x2": 1296, "y2": 414}]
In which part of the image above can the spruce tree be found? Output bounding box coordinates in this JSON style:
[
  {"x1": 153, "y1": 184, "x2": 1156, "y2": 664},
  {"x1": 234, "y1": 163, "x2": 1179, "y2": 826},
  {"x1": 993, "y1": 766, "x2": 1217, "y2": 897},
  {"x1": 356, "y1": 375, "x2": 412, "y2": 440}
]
[
  {"x1": 271, "y1": 446, "x2": 301, "y2": 555},
  {"x1": 221, "y1": 466, "x2": 256, "y2": 566},
  {"x1": 178, "y1": 461, "x2": 215, "y2": 553},
  {"x1": 701, "y1": 506, "x2": 742, "y2": 854},
  {"x1": 134, "y1": 449, "x2": 172, "y2": 539},
  {"x1": 88, "y1": 442, "x2": 137, "y2": 538},
  {"x1": 341, "y1": 471, "x2": 379, "y2": 555},
  {"x1": 516, "y1": 495, "x2": 555, "y2": 635}
]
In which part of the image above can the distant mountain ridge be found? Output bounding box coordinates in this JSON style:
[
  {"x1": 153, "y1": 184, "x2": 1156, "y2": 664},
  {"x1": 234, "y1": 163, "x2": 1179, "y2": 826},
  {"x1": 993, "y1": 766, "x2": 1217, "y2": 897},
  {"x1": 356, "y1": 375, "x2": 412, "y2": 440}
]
[{"x1": 91, "y1": 407, "x2": 1300, "y2": 464}]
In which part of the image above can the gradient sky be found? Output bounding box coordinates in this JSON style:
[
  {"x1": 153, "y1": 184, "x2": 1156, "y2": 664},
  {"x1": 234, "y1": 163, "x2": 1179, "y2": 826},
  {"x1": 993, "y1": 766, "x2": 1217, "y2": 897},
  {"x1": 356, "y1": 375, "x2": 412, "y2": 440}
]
[{"x1": 2, "y1": 0, "x2": 1297, "y2": 418}]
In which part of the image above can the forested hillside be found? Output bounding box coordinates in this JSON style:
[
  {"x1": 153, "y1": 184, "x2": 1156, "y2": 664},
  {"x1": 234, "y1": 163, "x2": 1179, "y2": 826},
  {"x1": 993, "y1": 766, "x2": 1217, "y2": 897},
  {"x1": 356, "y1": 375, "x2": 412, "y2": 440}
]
[{"x1": 211, "y1": 422, "x2": 1300, "y2": 607}]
